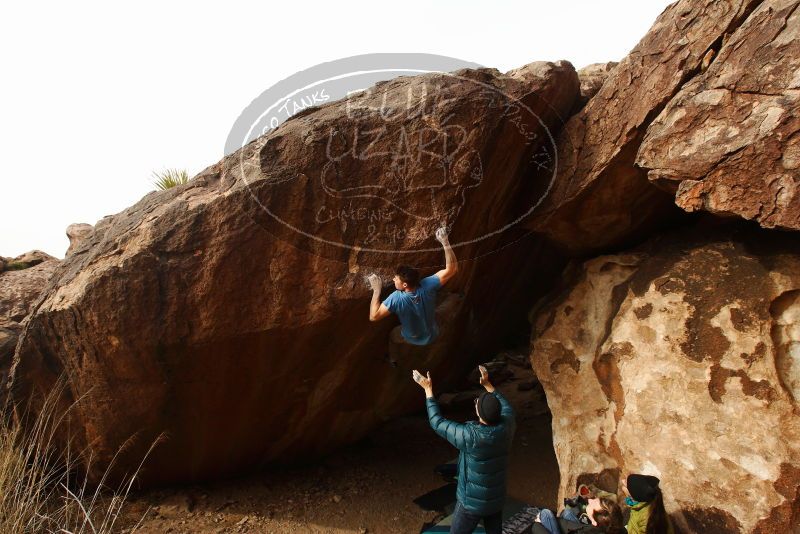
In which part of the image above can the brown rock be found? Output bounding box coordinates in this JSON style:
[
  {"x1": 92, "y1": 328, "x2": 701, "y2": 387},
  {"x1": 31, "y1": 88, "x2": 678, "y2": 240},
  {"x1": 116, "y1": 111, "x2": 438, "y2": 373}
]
[
  {"x1": 0, "y1": 259, "x2": 59, "y2": 398},
  {"x1": 638, "y1": 0, "x2": 800, "y2": 231},
  {"x1": 0, "y1": 260, "x2": 59, "y2": 327},
  {"x1": 530, "y1": 222, "x2": 800, "y2": 534},
  {"x1": 574, "y1": 62, "x2": 618, "y2": 108},
  {"x1": 66, "y1": 223, "x2": 94, "y2": 256},
  {"x1": 438, "y1": 390, "x2": 483, "y2": 411},
  {"x1": 516, "y1": 380, "x2": 536, "y2": 392},
  {"x1": 14, "y1": 250, "x2": 55, "y2": 265},
  {"x1": 4, "y1": 250, "x2": 56, "y2": 270},
  {"x1": 0, "y1": 328, "x2": 16, "y2": 364},
  {"x1": 11, "y1": 63, "x2": 580, "y2": 486},
  {"x1": 530, "y1": 0, "x2": 763, "y2": 254}
]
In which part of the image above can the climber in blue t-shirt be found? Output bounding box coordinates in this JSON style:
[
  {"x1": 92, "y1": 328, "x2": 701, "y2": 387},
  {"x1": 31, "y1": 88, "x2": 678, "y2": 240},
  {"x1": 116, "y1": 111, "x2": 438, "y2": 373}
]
[{"x1": 368, "y1": 227, "x2": 458, "y2": 346}]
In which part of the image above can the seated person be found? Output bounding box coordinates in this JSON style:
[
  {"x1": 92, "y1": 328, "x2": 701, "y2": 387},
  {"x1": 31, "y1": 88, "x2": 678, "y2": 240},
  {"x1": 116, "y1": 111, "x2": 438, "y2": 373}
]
[
  {"x1": 532, "y1": 494, "x2": 624, "y2": 534},
  {"x1": 622, "y1": 474, "x2": 674, "y2": 534},
  {"x1": 559, "y1": 484, "x2": 592, "y2": 524}
]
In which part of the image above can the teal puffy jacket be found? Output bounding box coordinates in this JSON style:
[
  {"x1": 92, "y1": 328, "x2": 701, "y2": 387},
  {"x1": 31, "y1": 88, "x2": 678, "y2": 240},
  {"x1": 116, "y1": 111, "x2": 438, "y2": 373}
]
[{"x1": 426, "y1": 390, "x2": 516, "y2": 516}]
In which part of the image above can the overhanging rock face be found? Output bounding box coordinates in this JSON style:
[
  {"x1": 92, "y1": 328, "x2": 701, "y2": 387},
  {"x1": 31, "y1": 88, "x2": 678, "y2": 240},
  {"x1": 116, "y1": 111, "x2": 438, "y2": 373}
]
[
  {"x1": 638, "y1": 0, "x2": 800, "y2": 230},
  {"x1": 11, "y1": 63, "x2": 579, "y2": 485},
  {"x1": 530, "y1": 0, "x2": 766, "y2": 254}
]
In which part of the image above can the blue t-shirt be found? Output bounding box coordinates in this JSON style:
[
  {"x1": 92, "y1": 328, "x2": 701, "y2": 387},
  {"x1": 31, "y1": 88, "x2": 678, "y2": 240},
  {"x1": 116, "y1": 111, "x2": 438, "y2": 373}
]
[{"x1": 383, "y1": 274, "x2": 441, "y2": 345}]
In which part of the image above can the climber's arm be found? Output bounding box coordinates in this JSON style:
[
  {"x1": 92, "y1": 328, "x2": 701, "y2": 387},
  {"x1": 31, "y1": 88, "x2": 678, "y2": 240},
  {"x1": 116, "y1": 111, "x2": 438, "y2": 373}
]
[
  {"x1": 480, "y1": 364, "x2": 516, "y2": 433},
  {"x1": 370, "y1": 300, "x2": 391, "y2": 322},
  {"x1": 368, "y1": 274, "x2": 393, "y2": 322},
  {"x1": 414, "y1": 370, "x2": 474, "y2": 450},
  {"x1": 434, "y1": 227, "x2": 458, "y2": 286}
]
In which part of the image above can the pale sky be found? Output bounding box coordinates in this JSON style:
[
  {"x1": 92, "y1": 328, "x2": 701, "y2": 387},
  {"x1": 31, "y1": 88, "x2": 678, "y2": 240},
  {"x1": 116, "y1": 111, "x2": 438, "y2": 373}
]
[{"x1": 0, "y1": 0, "x2": 674, "y2": 259}]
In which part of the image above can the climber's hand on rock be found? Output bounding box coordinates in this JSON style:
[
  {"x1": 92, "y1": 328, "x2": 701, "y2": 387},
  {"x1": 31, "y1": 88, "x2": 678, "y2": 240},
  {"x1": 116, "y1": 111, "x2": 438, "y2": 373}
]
[
  {"x1": 435, "y1": 226, "x2": 449, "y2": 245},
  {"x1": 367, "y1": 273, "x2": 382, "y2": 292}
]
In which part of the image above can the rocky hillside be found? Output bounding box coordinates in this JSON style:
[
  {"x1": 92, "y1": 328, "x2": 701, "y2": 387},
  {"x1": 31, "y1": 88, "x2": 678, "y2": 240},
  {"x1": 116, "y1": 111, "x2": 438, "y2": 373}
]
[{"x1": 5, "y1": 0, "x2": 799, "y2": 532}]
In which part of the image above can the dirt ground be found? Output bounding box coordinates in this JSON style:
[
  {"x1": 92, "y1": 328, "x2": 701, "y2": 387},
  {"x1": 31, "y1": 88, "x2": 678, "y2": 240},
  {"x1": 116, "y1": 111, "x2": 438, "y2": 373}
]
[{"x1": 117, "y1": 356, "x2": 559, "y2": 533}]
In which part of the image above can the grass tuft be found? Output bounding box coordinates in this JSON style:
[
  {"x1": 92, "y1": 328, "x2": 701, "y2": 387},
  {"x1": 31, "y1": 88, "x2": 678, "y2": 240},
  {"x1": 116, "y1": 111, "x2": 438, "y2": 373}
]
[
  {"x1": 152, "y1": 169, "x2": 190, "y2": 190},
  {"x1": 1, "y1": 380, "x2": 156, "y2": 533}
]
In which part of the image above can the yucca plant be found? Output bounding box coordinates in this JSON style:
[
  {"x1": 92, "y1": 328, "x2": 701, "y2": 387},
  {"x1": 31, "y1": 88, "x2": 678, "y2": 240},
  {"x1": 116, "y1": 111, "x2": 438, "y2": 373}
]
[{"x1": 151, "y1": 168, "x2": 190, "y2": 190}]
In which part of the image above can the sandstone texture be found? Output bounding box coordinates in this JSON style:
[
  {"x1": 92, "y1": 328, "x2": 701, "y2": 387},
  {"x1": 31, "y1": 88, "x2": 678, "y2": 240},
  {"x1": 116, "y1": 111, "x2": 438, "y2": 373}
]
[
  {"x1": 638, "y1": 0, "x2": 800, "y2": 230},
  {"x1": 66, "y1": 223, "x2": 94, "y2": 257},
  {"x1": 574, "y1": 62, "x2": 618, "y2": 108},
  {"x1": 11, "y1": 62, "x2": 579, "y2": 485},
  {"x1": 531, "y1": 0, "x2": 766, "y2": 254},
  {"x1": 530, "y1": 223, "x2": 800, "y2": 534},
  {"x1": 0, "y1": 250, "x2": 56, "y2": 273},
  {"x1": 7, "y1": 1, "x2": 800, "y2": 522},
  {"x1": 0, "y1": 257, "x2": 59, "y2": 399}
]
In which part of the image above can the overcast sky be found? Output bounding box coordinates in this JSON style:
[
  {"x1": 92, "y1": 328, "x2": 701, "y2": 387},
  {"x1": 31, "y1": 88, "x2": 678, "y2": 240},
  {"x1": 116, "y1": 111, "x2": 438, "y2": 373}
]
[{"x1": 1, "y1": 0, "x2": 674, "y2": 258}]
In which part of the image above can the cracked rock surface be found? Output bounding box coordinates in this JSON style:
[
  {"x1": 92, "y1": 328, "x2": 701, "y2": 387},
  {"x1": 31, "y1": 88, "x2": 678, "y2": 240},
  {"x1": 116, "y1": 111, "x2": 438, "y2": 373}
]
[{"x1": 638, "y1": 0, "x2": 800, "y2": 230}]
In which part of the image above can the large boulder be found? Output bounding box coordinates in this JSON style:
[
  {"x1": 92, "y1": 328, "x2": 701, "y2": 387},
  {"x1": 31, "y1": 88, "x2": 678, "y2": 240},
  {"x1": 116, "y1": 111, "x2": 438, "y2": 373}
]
[
  {"x1": 11, "y1": 62, "x2": 580, "y2": 485},
  {"x1": 637, "y1": 0, "x2": 800, "y2": 230},
  {"x1": 0, "y1": 258, "x2": 59, "y2": 399},
  {"x1": 530, "y1": 221, "x2": 800, "y2": 534},
  {"x1": 530, "y1": 0, "x2": 765, "y2": 254}
]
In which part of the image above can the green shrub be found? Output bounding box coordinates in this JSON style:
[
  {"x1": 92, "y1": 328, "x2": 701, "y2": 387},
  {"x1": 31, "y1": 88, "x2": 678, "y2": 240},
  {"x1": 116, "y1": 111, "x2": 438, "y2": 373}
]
[
  {"x1": 152, "y1": 169, "x2": 190, "y2": 190},
  {"x1": 5, "y1": 262, "x2": 31, "y2": 271}
]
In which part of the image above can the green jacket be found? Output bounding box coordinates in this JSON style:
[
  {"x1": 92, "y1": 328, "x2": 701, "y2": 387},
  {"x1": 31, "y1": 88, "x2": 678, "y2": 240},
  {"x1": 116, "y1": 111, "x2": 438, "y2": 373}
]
[
  {"x1": 426, "y1": 390, "x2": 515, "y2": 516},
  {"x1": 627, "y1": 501, "x2": 675, "y2": 534}
]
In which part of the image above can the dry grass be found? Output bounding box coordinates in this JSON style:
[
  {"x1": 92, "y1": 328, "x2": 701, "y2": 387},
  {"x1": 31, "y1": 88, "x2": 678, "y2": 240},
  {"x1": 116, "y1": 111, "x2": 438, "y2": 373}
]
[{"x1": 0, "y1": 383, "x2": 155, "y2": 533}]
